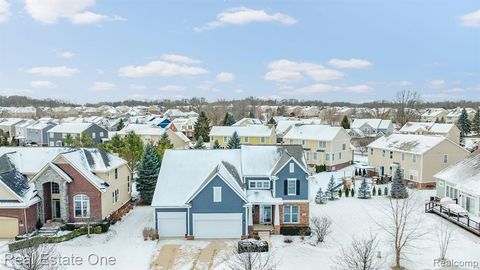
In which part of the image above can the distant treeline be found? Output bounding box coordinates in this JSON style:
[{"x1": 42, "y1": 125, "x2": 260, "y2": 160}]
[{"x1": 0, "y1": 95, "x2": 478, "y2": 110}]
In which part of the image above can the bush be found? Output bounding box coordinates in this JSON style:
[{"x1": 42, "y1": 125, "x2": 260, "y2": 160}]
[
  {"x1": 280, "y1": 226, "x2": 311, "y2": 236},
  {"x1": 237, "y1": 240, "x2": 269, "y2": 253},
  {"x1": 100, "y1": 219, "x2": 111, "y2": 233},
  {"x1": 284, "y1": 236, "x2": 293, "y2": 243},
  {"x1": 94, "y1": 226, "x2": 102, "y2": 234},
  {"x1": 315, "y1": 165, "x2": 326, "y2": 173},
  {"x1": 36, "y1": 218, "x2": 43, "y2": 230}
]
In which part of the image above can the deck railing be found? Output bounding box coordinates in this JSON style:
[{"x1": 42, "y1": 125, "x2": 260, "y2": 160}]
[{"x1": 425, "y1": 200, "x2": 480, "y2": 237}]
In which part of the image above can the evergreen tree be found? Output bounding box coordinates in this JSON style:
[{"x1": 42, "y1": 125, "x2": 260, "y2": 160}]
[
  {"x1": 117, "y1": 118, "x2": 125, "y2": 131},
  {"x1": 378, "y1": 188, "x2": 382, "y2": 196},
  {"x1": 121, "y1": 131, "x2": 144, "y2": 180},
  {"x1": 222, "y1": 113, "x2": 235, "y2": 126},
  {"x1": 362, "y1": 169, "x2": 366, "y2": 176},
  {"x1": 357, "y1": 179, "x2": 371, "y2": 199},
  {"x1": 390, "y1": 166, "x2": 408, "y2": 199},
  {"x1": 194, "y1": 111, "x2": 211, "y2": 142},
  {"x1": 327, "y1": 175, "x2": 337, "y2": 200},
  {"x1": 344, "y1": 186, "x2": 349, "y2": 197},
  {"x1": 472, "y1": 110, "x2": 480, "y2": 136},
  {"x1": 227, "y1": 131, "x2": 241, "y2": 149},
  {"x1": 372, "y1": 186, "x2": 376, "y2": 196},
  {"x1": 338, "y1": 188, "x2": 342, "y2": 198},
  {"x1": 384, "y1": 186, "x2": 388, "y2": 196},
  {"x1": 248, "y1": 111, "x2": 255, "y2": 118},
  {"x1": 212, "y1": 139, "x2": 221, "y2": 149},
  {"x1": 351, "y1": 188, "x2": 355, "y2": 197},
  {"x1": 136, "y1": 143, "x2": 160, "y2": 204},
  {"x1": 341, "y1": 115, "x2": 350, "y2": 129},
  {"x1": 458, "y1": 108, "x2": 472, "y2": 137},
  {"x1": 268, "y1": 117, "x2": 276, "y2": 125},
  {"x1": 315, "y1": 187, "x2": 326, "y2": 204},
  {"x1": 64, "y1": 134, "x2": 74, "y2": 147},
  {"x1": 193, "y1": 135, "x2": 206, "y2": 149},
  {"x1": 80, "y1": 132, "x2": 94, "y2": 147},
  {"x1": 156, "y1": 132, "x2": 173, "y2": 161},
  {"x1": 106, "y1": 134, "x2": 124, "y2": 154}
]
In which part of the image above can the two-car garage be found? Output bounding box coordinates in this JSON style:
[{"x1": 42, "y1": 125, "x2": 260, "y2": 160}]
[{"x1": 0, "y1": 216, "x2": 19, "y2": 239}]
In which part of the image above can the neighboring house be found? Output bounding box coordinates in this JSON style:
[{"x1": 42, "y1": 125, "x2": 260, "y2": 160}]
[
  {"x1": 350, "y1": 119, "x2": 393, "y2": 137},
  {"x1": 232, "y1": 118, "x2": 263, "y2": 127},
  {"x1": 283, "y1": 124, "x2": 352, "y2": 171},
  {"x1": 399, "y1": 122, "x2": 461, "y2": 144},
  {"x1": 300, "y1": 106, "x2": 320, "y2": 117},
  {"x1": 146, "y1": 116, "x2": 171, "y2": 128},
  {"x1": 446, "y1": 107, "x2": 476, "y2": 124},
  {"x1": 152, "y1": 145, "x2": 310, "y2": 239},
  {"x1": 47, "y1": 123, "x2": 108, "y2": 146},
  {"x1": 209, "y1": 125, "x2": 276, "y2": 148},
  {"x1": 275, "y1": 119, "x2": 323, "y2": 143},
  {"x1": 26, "y1": 122, "x2": 56, "y2": 146},
  {"x1": 171, "y1": 117, "x2": 197, "y2": 139},
  {"x1": 368, "y1": 134, "x2": 469, "y2": 189},
  {"x1": 435, "y1": 151, "x2": 480, "y2": 217},
  {"x1": 116, "y1": 124, "x2": 190, "y2": 149},
  {"x1": 0, "y1": 118, "x2": 25, "y2": 139},
  {"x1": 0, "y1": 147, "x2": 131, "y2": 238},
  {"x1": 14, "y1": 119, "x2": 36, "y2": 145},
  {"x1": 421, "y1": 108, "x2": 448, "y2": 123},
  {"x1": 164, "y1": 109, "x2": 198, "y2": 119}
]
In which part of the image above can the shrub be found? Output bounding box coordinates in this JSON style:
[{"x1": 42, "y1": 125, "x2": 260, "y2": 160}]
[
  {"x1": 284, "y1": 236, "x2": 293, "y2": 243},
  {"x1": 94, "y1": 226, "x2": 102, "y2": 234},
  {"x1": 36, "y1": 218, "x2": 43, "y2": 230},
  {"x1": 378, "y1": 188, "x2": 382, "y2": 196},
  {"x1": 280, "y1": 226, "x2": 311, "y2": 236}
]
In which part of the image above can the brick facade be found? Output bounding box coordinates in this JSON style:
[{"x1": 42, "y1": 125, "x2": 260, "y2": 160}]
[
  {"x1": 326, "y1": 161, "x2": 351, "y2": 171},
  {"x1": 279, "y1": 202, "x2": 309, "y2": 227},
  {"x1": 0, "y1": 203, "x2": 39, "y2": 235}
]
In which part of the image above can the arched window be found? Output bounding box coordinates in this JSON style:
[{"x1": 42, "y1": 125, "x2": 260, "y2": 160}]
[{"x1": 74, "y1": 194, "x2": 90, "y2": 218}]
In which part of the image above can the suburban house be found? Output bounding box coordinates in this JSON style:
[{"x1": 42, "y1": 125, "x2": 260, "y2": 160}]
[
  {"x1": 283, "y1": 124, "x2": 352, "y2": 171},
  {"x1": 47, "y1": 123, "x2": 108, "y2": 146},
  {"x1": 0, "y1": 118, "x2": 25, "y2": 140},
  {"x1": 116, "y1": 124, "x2": 190, "y2": 149},
  {"x1": 26, "y1": 122, "x2": 56, "y2": 146},
  {"x1": 350, "y1": 119, "x2": 394, "y2": 137},
  {"x1": 445, "y1": 107, "x2": 476, "y2": 124},
  {"x1": 421, "y1": 108, "x2": 448, "y2": 123},
  {"x1": 164, "y1": 109, "x2": 198, "y2": 119},
  {"x1": 0, "y1": 147, "x2": 131, "y2": 238},
  {"x1": 146, "y1": 116, "x2": 171, "y2": 128},
  {"x1": 171, "y1": 117, "x2": 197, "y2": 139},
  {"x1": 209, "y1": 125, "x2": 276, "y2": 148},
  {"x1": 434, "y1": 151, "x2": 480, "y2": 218},
  {"x1": 368, "y1": 134, "x2": 469, "y2": 188},
  {"x1": 232, "y1": 118, "x2": 263, "y2": 127},
  {"x1": 152, "y1": 145, "x2": 310, "y2": 239},
  {"x1": 14, "y1": 119, "x2": 36, "y2": 145},
  {"x1": 399, "y1": 122, "x2": 461, "y2": 144}
]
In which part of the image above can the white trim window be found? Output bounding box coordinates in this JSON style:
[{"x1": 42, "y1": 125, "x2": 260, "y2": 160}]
[
  {"x1": 301, "y1": 140, "x2": 305, "y2": 145},
  {"x1": 283, "y1": 205, "x2": 299, "y2": 223},
  {"x1": 412, "y1": 154, "x2": 417, "y2": 163},
  {"x1": 443, "y1": 154, "x2": 448, "y2": 164},
  {"x1": 244, "y1": 136, "x2": 249, "y2": 143},
  {"x1": 339, "y1": 152, "x2": 342, "y2": 160},
  {"x1": 326, "y1": 154, "x2": 330, "y2": 161},
  {"x1": 287, "y1": 179, "x2": 297, "y2": 195},
  {"x1": 99, "y1": 132, "x2": 104, "y2": 137},
  {"x1": 74, "y1": 194, "x2": 90, "y2": 218},
  {"x1": 51, "y1": 182, "x2": 60, "y2": 194},
  {"x1": 289, "y1": 163, "x2": 295, "y2": 173},
  {"x1": 318, "y1": 141, "x2": 326, "y2": 149},
  {"x1": 401, "y1": 153, "x2": 405, "y2": 161},
  {"x1": 342, "y1": 144, "x2": 346, "y2": 151},
  {"x1": 213, "y1": 186, "x2": 222, "y2": 202},
  {"x1": 49, "y1": 132, "x2": 54, "y2": 138},
  {"x1": 260, "y1": 137, "x2": 265, "y2": 144},
  {"x1": 370, "y1": 148, "x2": 373, "y2": 155},
  {"x1": 92, "y1": 133, "x2": 96, "y2": 139},
  {"x1": 223, "y1": 136, "x2": 228, "y2": 143},
  {"x1": 313, "y1": 152, "x2": 318, "y2": 160},
  {"x1": 249, "y1": 180, "x2": 271, "y2": 189},
  {"x1": 382, "y1": 150, "x2": 386, "y2": 157}
]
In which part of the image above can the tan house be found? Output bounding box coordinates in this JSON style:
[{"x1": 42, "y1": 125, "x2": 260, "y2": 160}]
[
  {"x1": 209, "y1": 125, "x2": 276, "y2": 148},
  {"x1": 368, "y1": 134, "x2": 469, "y2": 189},
  {"x1": 421, "y1": 108, "x2": 448, "y2": 123},
  {"x1": 399, "y1": 122, "x2": 461, "y2": 144},
  {"x1": 117, "y1": 124, "x2": 190, "y2": 149},
  {"x1": 283, "y1": 124, "x2": 352, "y2": 171},
  {"x1": 446, "y1": 107, "x2": 476, "y2": 124},
  {"x1": 171, "y1": 117, "x2": 197, "y2": 139}
]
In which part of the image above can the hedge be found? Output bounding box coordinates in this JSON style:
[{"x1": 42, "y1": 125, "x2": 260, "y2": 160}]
[
  {"x1": 9, "y1": 226, "x2": 105, "y2": 252},
  {"x1": 280, "y1": 226, "x2": 311, "y2": 236}
]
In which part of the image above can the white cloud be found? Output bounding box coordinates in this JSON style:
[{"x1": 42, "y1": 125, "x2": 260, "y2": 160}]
[
  {"x1": 444, "y1": 87, "x2": 464, "y2": 93},
  {"x1": 24, "y1": 0, "x2": 121, "y2": 24},
  {"x1": 427, "y1": 79, "x2": 445, "y2": 89},
  {"x1": 96, "y1": 69, "x2": 104, "y2": 75},
  {"x1": 161, "y1": 54, "x2": 201, "y2": 64},
  {"x1": 265, "y1": 59, "x2": 344, "y2": 83},
  {"x1": 25, "y1": 66, "x2": 79, "y2": 76},
  {"x1": 234, "y1": 89, "x2": 244, "y2": 93},
  {"x1": 58, "y1": 51, "x2": 74, "y2": 58},
  {"x1": 89, "y1": 81, "x2": 116, "y2": 91},
  {"x1": 0, "y1": 0, "x2": 11, "y2": 23},
  {"x1": 343, "y1": 84, "x2": 372, "y2": 93},
  {"x1": 129, "y1": 84, "x2": 146, "y2": 90},
  {"x1": 118, "y1": 60, "x2": 208, "y2": 77},
  {"x1": 422, "y1": 93, "x2": 465, "y2": 101},
  {"x1": 158, "y1": 85, "x2": 185, "y2": 92},
  {"x1": 216, "y1": 72, "x2": 235, "y2": 82},
  {"x1": 327, "y1": 58, "x2": 373, "y2": 69},
  {"x1": 30, "y1": 80, "x2": 56, "y2": 88},
  {"x1": 0, "y1": 88, "x2": 33, "y2": 96},
  {"x1": 283, "y1": 83, "x2": 372, "y2": 96},
  {"x1": 194, "y1": 7, "x2": 297, "y2": 32},
  {"x1": 460, "y1": 9, "x2": 480, "y2": 27}
]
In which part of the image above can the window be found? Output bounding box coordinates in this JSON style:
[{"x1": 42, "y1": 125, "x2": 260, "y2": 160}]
[
  {"x1": 306, "y1": 152, "x2": 310, "y2": 160},
  {"x1": 382, "y1": 150, "x2": 386, "y2": 157},
  {"x1": 289, "y1": 139, "x2": 293, "y2": 144},
  {"x1": 114, "y1": 168, "x2": 118, "y2": 179},
  {"x1": 289, "y1": 163, "x2": 295, "y2": 173},
  {"x1": 326, "y1": 154, "x2": 330, "y2": 161},
  {"x1": 51, "y1": 182, "x2": 60, "y2": 194},
  {"x1": 112, "y1": 189, "x2": 119, "y2": 203},
  {"x1": 370, "y1": 148, "x2": 373, "y2": 155},
  {"x1": 318, "y1": 141, "x2": 326, "y2": 148},
  {"x1": 283, "y1": 205, "x2": 299, "y2": 223},
  {"x1": 332, "y1": 153, "x2": 335, "y2": 161},
  {"x1": 249, "y1": 180, "x2": 271, "y2": 189},
  {"x1": 223, "y1": 136, "x2": 228, "y2": 143},
  {"x1": 443, "y1": 154, "x2": 448, "y2": 163},
  {"x1": 389, "y1": 151, "x2": 393, "y2": 159},
  {"x1": 213, "y1": 187, "x2": 222, "y2": 202},
  {"x1": 301, "y1": 140, "x2": 305, "y2": 145},
  {"x1": 339, "y1": 153, "x2": 342, "y2": 160},
  {"x1": 287, "y1": 179, "x2": 297, "y2": 195},
  {"x1": 74, "y1": 194, "x2": 90, "y2": 218},
  {"x1": 92, "y1": 133, "x2": 96, "y2": 139},
  {"x1": 401, "y1": 153, "x2": 405, "y2": 161},
  {"x1": 244, "y1": 136, "x2": 249, "y2": 143},
  {"x1": 342, "y1": 144, "x2": 346, "y2": 151},
  {"x1": 313, "y1": 152, "x2": 318, "y2": 160},
  {"x1": 412, "y1": 154, "x2": 417, "y2": 163},
  {"x1": 99, "y1": 132, "x2": 104, "y2": 137},
  {"x1": 49, "y1": 133, "x2": 54, "y2": 138},
  {"x1": 62, "y1": 133, "x2": 67, "y2": 139},
  {"x1": 260, "y1": 137, "x2": 265, "y2": 143}
]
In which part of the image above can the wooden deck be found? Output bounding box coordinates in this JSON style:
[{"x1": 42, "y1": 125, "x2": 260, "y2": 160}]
[{"x1": 425, "y1": 201, "x2": 480, "y2": 237}]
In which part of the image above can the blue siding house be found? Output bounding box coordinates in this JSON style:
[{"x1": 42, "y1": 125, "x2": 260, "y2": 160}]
[{"x1": 152, "y1": 145, "x2": 310, "y2": 239}]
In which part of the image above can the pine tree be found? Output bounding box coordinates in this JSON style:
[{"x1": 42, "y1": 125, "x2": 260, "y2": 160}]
[
  {"x1": 121, "y1": 131, "x2": 144, "y2": 179},
  {"x1": 458, "y1": 108, "x2": 472, "y2": 137},
  {"x1": 338, "y1": 188, "x2": 342, "y2": 198},
  {"x1": 222, "y1": 113, "x2": 235, "y2": 126},
  {"x1": 194, "y1": 135, "x2": 206, "y2": 149},
  {"x1": 268, "y1": 117, "x2": 276, "y2": 125},
  {"x1": 315, "y1": 188, "x2": 326, "y2": 204},
  {"x1": 344, "y1": 186, "x2": 349, "y2": 197},
  {"x1": 362, "y1": 169, "x2": 366, "y2": 176},
  {"x1": 212, "y1": 139, "x2": 221, "y2": 149},
  {"x1": 80, "y1": 132, "x2": 94, "y2": 147},
  {"x1": 156, "y1": 132, "x2": 173, "y2": 161},
  {"x1": 358, "y1": 179, "x2": 371, "y2": 199},
  {"x1": 194, "y1": 111, "x2": 211, "y2": 142},
  {"x1": 227, "y1": 131, "x2": 241, "y2": 149},
  {"x1": 351, "y1": 188, "x2": 355, "y2": 197},
  {"x1": 390, "y1": 166, "x2": 408, "y2": 199},
  {"x1": 106, "y1": 134, "x2": 124, "y2": 154},
  {"x1": 136, "y1": 143, "x2": 160, "y2": 204},
  {"x1": 341, "y1": 115, "x2": 350, "y2": 129},
  {"x1": 372, "y1": 186, "x2": 376, "y2": 196},
  {"x1": 472, "y1": 110, "x2": 480, "y2": 136},
  {"x1": 64, "y1": 134, "x2": 74, "y2": 147},
  {"x1": 117, "y1": 118, "x2": 125, "y2": 131},
  {"x1": 378, "y1": 187, "x2": 382, "y2": 196},
  {"x1": 327, "y1": 175, "x2": 337, "y2": 200},
  {"x1": 384, "y1": 186, "x2": 388, "y2": 196}
]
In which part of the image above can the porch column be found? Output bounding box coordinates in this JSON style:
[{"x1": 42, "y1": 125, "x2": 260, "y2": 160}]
[
  {"x1": 273, "y1": 204, "x2": 280, "y2": 234},
  {"x1": 248, "y1": 206, "x2": 253, "y2": 226}
]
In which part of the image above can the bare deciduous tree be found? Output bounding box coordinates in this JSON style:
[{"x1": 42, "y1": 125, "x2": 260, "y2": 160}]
[
  {"x1": 334, "y1": 234, "x2": 384, "y2": 270},
  {"x1": 4, "y1": 242, "x2": 58, "y2": 270},
  {"x1": 375, "y1": 192, "x2": 426, "y2": 270},
  {"x1": 227, "y1": 244, "x2": 277, "y2": 270},
  {"x1": 395, "y1": 90, "x2": 421, "y2": 126},
  {"x1": 435, "y1": 220, "x2": 455, "y2": 261},
  {"x1": 310, "y1": 216, "x2": 332, "y2": 245}
]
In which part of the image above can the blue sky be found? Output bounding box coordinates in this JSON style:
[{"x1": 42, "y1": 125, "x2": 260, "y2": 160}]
[{"x1": 0, "y1": 0, "x2": 479, "y2": 103}]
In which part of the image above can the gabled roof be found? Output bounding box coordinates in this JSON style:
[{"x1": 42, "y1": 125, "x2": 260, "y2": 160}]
[
  {"x1": 283, "y1": 124, "x2": 343, "y2": 141},
  {"x1": 351, "y1": 119, "x2": 392, "y2": 130},
  {"x1": 48, "y1": 122, "x2": 94, "y2": 134},
  {"x1": 117, "y1": 124, "x2": 166, "y2": 136},
  {"x1": 240, "y1": 145, "x2": 307, "y2": 176},
  {"x1": 400, "y1": 122, "x2": 455, "y2": 134},
  {"x1": 368, "y1": 134, "x2": 453, "y2": 154},
  {"x1": 232, "y1": 118, "x2": 263, "y2": 126},
  {"x1": 0, "y1": 154, "x2": 40, "y2": 207},
  {"x1": 435, "y1": 152, "x2": 480, "y2": 196},
  {"x1": 209, "y1": 125, "x2": 273, "y2": 137}
]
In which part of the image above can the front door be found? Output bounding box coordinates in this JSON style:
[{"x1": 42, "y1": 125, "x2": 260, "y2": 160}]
[
  {"x1": 52, "y1": 199, "x2": 61, "y2": 219},
  {"x1": 260, "y1": 205, "x2": 272, "y2": 224}
]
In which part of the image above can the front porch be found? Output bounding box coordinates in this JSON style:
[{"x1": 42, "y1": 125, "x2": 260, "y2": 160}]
[{"x1": 247, "y1": 203, "x2": 281, "y2": 235}]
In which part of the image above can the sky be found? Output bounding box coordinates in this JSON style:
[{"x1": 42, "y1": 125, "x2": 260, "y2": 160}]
[{"x1": 0, "y1": 0, "x2": 479, "y2": 104}]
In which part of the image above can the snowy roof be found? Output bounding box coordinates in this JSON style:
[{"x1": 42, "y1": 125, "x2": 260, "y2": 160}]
[
  {"x1": 447, "y1": 107, "x2": 475, "y2": 117},
  {"x1": 0, "y1": 147, "x2": 70, "y2": 174},
  {"x1": 0, "y1": 118, "x2": 25, "y2": 127},
  {"x1": 59, "y1": 150, "x2": 110, "y2": 190},
  {"x1": 246, "y1": 190, "x2": 282, "y2": 204},
  {"x1": 351, "y1": 119, "x2": 392, "y2": 130},
  {"x1": 276, "y1": 120, "x2": 304, "y2": 136},
  {"x1": 209, "y1": 125, "x2": 273, "y2": 137},
  {"x1": 421, "y1": 108, "x2": 446, "y2": 117},
  {"x1": 241, "y1": 145, "x2": 306, "y2": 176},
  {"x1": 283, "y1": 124, "x2": 343, "y2": 141},
  {"x1": 400, "y1": 122, "x2": 455, "y2": 134},
  {"x1": 368, "y1": 134, "x2": 448, "y2": 154},
  {"x1": 27, "y1": 122, "x2": 55, "y2": 130},
  {"x1": 48, "y1": 123, "x2": 93, "y2": 134},
  {"x1": 118, "y1": 124, "x2": 166, "y2": 136},
  {"x1": 435, "y1": 152, "x2": 480, "y2": 196},
  {"x1": 175, "y1": 131, "x2": 190, "y2": 142},
  {"x1": 232, "y1": 118, "x2": 263, "y2": 126}
]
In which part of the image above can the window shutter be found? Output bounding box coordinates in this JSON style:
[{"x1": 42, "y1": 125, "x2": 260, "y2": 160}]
[
  {"x1": 284, "y1": 180, "x2": 288, "y2": 195},
  {"x1": 296, "y1": 180, "x2": 300, "y2": 195}
]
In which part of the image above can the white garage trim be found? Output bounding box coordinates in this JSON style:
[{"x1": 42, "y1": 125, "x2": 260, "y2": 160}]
[
  {"x1": 193, "y1": 213, "x2": 242, "y2": 239},
  {"x1": 0, "y1": 216, "x2": 19, "y2": 239},
  {"x1": 156, "y1": 212, "x2": 186, "y2": 237}
]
